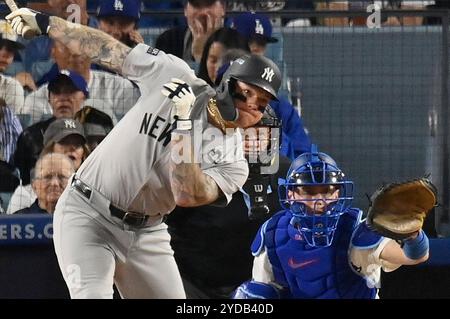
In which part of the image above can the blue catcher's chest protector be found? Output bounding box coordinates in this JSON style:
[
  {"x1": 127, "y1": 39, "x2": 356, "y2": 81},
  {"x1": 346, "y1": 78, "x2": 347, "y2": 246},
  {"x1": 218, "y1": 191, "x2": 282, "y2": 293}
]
[{"x1": 264, "y1": 208, "x2": 377, "y2": 299}]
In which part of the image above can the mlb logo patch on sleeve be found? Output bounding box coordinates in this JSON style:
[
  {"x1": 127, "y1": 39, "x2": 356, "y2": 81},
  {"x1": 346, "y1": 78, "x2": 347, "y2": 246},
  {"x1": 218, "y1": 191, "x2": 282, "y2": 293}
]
[{"x1": 147, "y1": 47, "x2": 160, "y2": 56}]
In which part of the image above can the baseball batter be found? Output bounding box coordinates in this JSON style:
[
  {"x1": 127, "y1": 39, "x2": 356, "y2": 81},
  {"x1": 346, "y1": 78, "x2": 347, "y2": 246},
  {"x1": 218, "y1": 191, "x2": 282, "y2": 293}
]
[{"x1": 6, "y1": 8, "x2": 282, "y2": 298}]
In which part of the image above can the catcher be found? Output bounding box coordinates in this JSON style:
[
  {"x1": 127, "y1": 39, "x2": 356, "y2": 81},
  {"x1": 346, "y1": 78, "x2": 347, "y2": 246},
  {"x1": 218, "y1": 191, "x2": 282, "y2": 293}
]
[{"x1": 233, "y1": 145, "x2": 436, "y2": 299}]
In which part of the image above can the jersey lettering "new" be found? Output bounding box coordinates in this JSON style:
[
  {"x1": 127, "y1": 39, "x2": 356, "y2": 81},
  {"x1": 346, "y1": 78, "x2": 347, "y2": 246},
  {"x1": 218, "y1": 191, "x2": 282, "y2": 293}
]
[{"x1": 139, "y1": 113, "x2": 174, "y2": 146}]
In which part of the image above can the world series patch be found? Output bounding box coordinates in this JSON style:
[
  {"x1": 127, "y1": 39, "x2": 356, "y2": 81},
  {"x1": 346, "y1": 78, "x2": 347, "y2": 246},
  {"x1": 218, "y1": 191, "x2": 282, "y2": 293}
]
[{"x1": 147, "y1": 47, "x2": 160, "y2": 56}]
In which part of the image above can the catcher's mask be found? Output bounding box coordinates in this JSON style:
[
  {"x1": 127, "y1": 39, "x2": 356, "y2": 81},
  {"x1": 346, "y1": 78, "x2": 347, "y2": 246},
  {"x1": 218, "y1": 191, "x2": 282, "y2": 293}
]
[
  {"x1": 215, "y1": 54, "x2": 281, "y2": 121},
  {"x1": 278, "y1": 145, "x2": 354, "y2": 247}
]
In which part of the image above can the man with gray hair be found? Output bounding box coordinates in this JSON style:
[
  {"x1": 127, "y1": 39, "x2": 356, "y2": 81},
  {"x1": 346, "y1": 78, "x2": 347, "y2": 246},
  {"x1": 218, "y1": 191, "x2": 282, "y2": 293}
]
[{"x1": 14, "y1": 153, "x2": 75, "y2": 215}]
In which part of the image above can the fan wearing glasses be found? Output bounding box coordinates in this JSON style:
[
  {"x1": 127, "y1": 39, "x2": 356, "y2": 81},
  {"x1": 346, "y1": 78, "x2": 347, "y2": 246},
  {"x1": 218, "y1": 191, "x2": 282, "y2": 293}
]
[{"x1": 14, "y1": 152, "x2": 74, "y2": 215}]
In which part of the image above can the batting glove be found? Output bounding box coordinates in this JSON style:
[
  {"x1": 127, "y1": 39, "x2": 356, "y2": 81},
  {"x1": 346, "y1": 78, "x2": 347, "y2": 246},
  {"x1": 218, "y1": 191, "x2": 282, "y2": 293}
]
[
  {"x1": 161, "y1": 78, "x2": 196, "y2": 130},
  {"x1": 6, "y1": 8, "x2": 50, "y2": 39}
]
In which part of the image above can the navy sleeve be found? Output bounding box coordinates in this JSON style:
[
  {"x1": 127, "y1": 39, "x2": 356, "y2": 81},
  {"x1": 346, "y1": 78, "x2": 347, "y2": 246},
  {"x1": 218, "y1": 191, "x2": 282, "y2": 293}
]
[{"x1": 270, "y1": 97, "x2": 311, "y2": 159}]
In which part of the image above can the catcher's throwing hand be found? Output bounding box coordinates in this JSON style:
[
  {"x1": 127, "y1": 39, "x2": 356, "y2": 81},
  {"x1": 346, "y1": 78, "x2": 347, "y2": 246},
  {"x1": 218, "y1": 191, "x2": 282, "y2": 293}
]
[
  {"x1": 161, "y1": 78, "x2": 196, "y2": 130},
  {"x1": 366, "y1": 178, "x2": 437, "y2": 240}
]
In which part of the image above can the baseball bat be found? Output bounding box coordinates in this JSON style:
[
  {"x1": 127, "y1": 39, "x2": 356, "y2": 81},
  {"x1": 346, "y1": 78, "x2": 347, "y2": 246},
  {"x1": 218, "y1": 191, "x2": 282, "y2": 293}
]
[{"x1": 4, "y1": 0, "x2": 38, "y2": 39}]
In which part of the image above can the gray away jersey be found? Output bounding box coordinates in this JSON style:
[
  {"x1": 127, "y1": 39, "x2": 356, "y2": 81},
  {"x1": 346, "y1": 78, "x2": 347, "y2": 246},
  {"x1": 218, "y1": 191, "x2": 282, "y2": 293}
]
[{"x1": 76, "y1": 44, "x2": 249, "y2": 217}]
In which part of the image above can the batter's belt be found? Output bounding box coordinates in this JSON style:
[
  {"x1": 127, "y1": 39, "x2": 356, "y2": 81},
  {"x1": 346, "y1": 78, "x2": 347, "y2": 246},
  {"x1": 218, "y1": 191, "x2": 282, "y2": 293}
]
[{"x1": 71, "y1": 176, "x2": 162, "y2": 227}]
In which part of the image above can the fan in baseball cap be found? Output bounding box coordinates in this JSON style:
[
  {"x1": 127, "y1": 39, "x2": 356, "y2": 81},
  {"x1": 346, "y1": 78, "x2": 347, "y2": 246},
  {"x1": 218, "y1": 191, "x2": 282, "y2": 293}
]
[
  {"x1": 43, "y1": 118, "x2": 86, "y2": 146},
  {"x1": 97, "y1": 0, "x2": 141, "y2": 21},
  {"x1": 47, "y1": 69, "x2": 89, "y2": 98},
  {"x1": 232, "y1": 12, "x2": 278, "y2": 45}
]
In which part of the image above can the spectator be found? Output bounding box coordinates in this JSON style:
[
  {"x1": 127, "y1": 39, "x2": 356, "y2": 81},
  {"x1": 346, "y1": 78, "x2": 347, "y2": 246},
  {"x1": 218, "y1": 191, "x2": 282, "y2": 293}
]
[
  {"x1": 41, "y1": 118, "x2": 90, "y2": 168},
  {"x1": 14, "y1": 153, "x2": 74, "y2": 215},
  {"x1": 8, "y1": 118, "x2": 89, "y2": 214},
  {"x1": 0, "y1": 98, "x2": 22, "y2": 193},
  {"x1": 0, "y1": 20, "x2": 25, "y2": 113},
  {"x1": 97, "y1": 0, "x2": 144, "y2": 47},
  {"x1": 16, "y1": 0, "x2": 96, "y2": 89},
  {"x1": 0, "y1": 98, "x2": 22, "y2": 165},
  {"x1": 231, "y1": 12, "x2": 278, "y2": 56},
  {"x1": 14, "y1": 69, "x2": 88, "y2": 185},
  {"x1": 0, "y1": 39, "x2": 21, "y2": 198},
  {"x1": 156, "y1": 0, "x2": 226, "y2": 64},
  {"x1": 167, "y1": 111, "x2": 291, "y2": 298},
  {"x1": 197, "y1": 27, "x2": 249, "y2": 86},
  {"x1": 74, "y1": 106, "x2": 114, "y2": 151},
  {"x1": 22, "y1": 39, "x2": 140, "y2": 123}
]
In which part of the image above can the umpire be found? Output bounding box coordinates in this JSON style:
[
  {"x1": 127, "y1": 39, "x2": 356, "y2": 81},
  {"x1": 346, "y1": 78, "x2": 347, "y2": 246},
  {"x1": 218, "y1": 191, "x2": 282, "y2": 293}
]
[{"x1": 167, "y1": 112, "x2": 291, "y2": 298}]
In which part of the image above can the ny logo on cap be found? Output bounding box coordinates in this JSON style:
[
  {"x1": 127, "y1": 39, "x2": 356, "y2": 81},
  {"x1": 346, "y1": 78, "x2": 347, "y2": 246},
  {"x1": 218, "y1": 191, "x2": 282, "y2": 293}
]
[
  {"x1": 114, "y1": 0, "x2": 124, "y2": 11},
  {"x1": 261, "y1": 67, "x2": 275, "y2": 82},
  {"x1": 255, "y1": 19, "x2": 264, "y2": 35},
  {"x1": 64, "y1": 119, "x2": 77, "y2": 129}
]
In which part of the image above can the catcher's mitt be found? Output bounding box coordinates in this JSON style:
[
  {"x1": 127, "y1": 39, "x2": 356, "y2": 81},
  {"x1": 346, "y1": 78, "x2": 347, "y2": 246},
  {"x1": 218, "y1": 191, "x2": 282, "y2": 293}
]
[{"x1": 366, "y1": 178, "x2": 437, "y2": 240}]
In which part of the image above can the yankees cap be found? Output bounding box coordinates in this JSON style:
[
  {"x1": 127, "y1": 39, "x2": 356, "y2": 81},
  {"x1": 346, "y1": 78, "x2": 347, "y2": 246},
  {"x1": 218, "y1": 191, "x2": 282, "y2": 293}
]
[
  {"x1": 97, "y1": 0, "x2": 141, "y2": 21},
  {"x1": 44, "y1": 118, "x2": 86, "y2": 146},
  {"x1": 232, "y1": 12, "x2": 278, "y2": 44}
]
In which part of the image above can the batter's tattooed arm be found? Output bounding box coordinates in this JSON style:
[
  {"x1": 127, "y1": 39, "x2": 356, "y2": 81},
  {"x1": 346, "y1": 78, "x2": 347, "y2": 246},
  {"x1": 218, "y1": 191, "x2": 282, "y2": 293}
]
[
  {"x1": 171, "y1": 165, "x2": 221, "y2": 206},
  {"x1": 48, "y1": 16, "x2": 131, "y2": 74},
  {"x1": 170, "y1": 134, "x2": 222, "y2": 206}
]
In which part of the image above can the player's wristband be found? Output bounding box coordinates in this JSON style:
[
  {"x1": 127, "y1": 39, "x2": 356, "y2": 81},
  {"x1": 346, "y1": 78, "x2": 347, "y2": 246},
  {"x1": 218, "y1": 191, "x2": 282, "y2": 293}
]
[
  {"x1": 402, "y1": 230, "x2": 429, "y2": 260},
  {"x1": 36, "y1": 13, "x2": 50, "y2": 35}
]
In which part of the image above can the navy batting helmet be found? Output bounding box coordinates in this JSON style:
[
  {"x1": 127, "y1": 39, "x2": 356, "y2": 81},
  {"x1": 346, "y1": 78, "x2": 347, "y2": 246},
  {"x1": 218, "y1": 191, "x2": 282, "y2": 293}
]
[
  {"x1": 225, "y1": 54, "x2": 281, "y2": 99},
  {"x1": 215, "y1": 54, "x2": 281, "y2": 121}
]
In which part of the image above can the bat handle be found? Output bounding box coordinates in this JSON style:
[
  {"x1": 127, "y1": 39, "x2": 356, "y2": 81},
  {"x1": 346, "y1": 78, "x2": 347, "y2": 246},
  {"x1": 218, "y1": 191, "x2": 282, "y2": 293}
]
[
  {"x1": 5, "y1": 0, "x2": 19, "y2": 11},
  {"x1": 5, "y1": 1, "x2": 40, "y2": 40}
]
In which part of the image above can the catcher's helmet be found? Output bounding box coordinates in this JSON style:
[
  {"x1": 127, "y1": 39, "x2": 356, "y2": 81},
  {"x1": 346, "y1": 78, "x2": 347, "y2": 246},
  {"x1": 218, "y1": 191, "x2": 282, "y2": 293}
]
[
  {"x1": 215, "y1": 54, "x2": 281, "y2": 121},
  {"x1": 278, "y1": 145, "x2": 353, "y2": 247}
]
